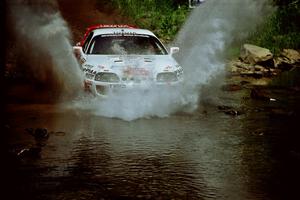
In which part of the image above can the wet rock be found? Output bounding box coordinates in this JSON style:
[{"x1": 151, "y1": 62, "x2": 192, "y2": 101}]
[
  {"x1": 274, "y1": 57, "x2": 295, "y2": 71},
  {"x1": 228, "y1": 59, "x2": 272, "y2": 78},
  {"x1": 34, "y1": 128, "x2": 49, "y2": 140},
  {"x1": 257, "y1": 59, "x2": 275, "y2": 68},
  {"x1": 224, "y1": 110, "x2": 244, "y2": 116},
  {"x1": 254, "y1": 65, "x2": 271, "y2": 76},
  {"x1": 228, "y1": 59, "x2": 248, "y2": 72},
  {"x1": 247, "y1": 78, "x2": 272, "y2": 86},
  {"x1": 221, "y1": 84, "x2": 242, "y2": 91},
  {"x1": 251, "y1": 129, "x2": 265, "y2": 136},
  {"x1": 269, "y1": 68, "x2": 280, "y2": 76},
  {"x1": 228, "y1": 54, "x2": 279, "y2": 78},
  {"x1": 281, "y1": 49, "x2": 300, "y2": 64},
  {"x1": 218, "y1": 105, "x2": 244, "y2": 116},
  {"x1": 240, "y1": 80, "x2": 251, "y2": 85},
  {"x1": 54, "y1": 131, "x2": 66, "y2": 136},
  {"x1": 26, "y1": 128, "x2": 49, "y2": 140},
  {"x1": 17, "y1": 147, "x2": 42, "y2": 158},
  {"x1": 229, "y1": 62, "x2": 267, "y2": 78},
  {"x1": 252, "y1": 72, "x2": 264, "y2": 79},
  {"x1": 254, "y1": 65, "x2": 266, "y2": 72},
  {"x1": 240, "y1": 44, "x2": 273, "y2": 65},
  {"x1": 250, "y1": 88, "x2": 273, "y2": 101},
  {"x1": 240, "y1": 70, "x2": 255, "y2": 76},
  {"x1": 228, "y1": 59, "x2": 253, "y2": 74},
  {"x1": 218, "y1": 105, "x2": 233, "y2": 111},
  {"x1": 229, "y1": 65, "x2": 240, "y2": 74},
  {"x1": 274, "y1": 49, "x2": 300, "y2": 70}
]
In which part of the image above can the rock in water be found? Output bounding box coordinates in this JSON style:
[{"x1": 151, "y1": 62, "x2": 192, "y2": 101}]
[
  {"x1": 250, "y1": 88, "x2": 271, "y2": 101},
  {"x1": 33, "y1": 128, "x2": 49, "y2": 140},
  {"x1": 17, "y1": 147, "x2": 42, "y2": 158},
  {"x1": 281, "y1": 49, "x2": 300, "y2": 64}
]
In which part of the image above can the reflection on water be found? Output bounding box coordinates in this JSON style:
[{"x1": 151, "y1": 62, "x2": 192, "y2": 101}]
[{"x1": 4, "y1": 87, "x2": 300, "y2": 200}]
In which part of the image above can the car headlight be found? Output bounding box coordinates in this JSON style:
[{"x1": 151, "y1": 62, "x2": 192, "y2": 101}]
[
  {"x1": 83, "y1": 64, "x2": 94, "y2": 69},
  {"x1": 156, "y1": 72, "x2": 178, "y2": 82},
  {"x1": 85, "y1": 73, "x2": 95, "y2": 79},
  {"x1": 95, "y1": 72, "x2": 120, "y2": 82}
]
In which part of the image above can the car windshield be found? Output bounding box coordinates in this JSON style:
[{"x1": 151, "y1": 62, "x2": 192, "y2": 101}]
[{"x1": 87, "y1": 35, "x2": 168, "y2": 55}]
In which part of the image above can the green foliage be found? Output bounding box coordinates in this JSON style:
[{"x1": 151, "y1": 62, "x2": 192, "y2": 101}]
[
  {"x1": 111, "y1": 0, "x2": 190, "y2": 42},
  {"x1": 248, "y1": 0, "x2": 300, "y2": 55},
  {"x1": 106, "y1": 0, "x2": 299, "y2": 52}
]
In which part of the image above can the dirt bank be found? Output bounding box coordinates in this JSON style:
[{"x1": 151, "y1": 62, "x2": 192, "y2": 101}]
[
  {"x1": 4, "y1": 0, "x2": 133, "y2": 104},
  {"x1": 57, "y1": 0, "x2": 133, "y2": 43}
]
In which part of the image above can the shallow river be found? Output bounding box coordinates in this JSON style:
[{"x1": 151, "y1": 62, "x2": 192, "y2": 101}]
[{"x1": 4, "y1": 86, "x2": 300, "y2": 200}]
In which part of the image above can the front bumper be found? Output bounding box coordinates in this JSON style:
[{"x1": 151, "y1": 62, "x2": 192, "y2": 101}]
[{"x1": 84, "y1": 79, "x2": 182, "y2": 97}]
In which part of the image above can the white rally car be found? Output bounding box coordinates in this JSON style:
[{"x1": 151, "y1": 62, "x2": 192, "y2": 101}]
[{"x1": 73, "y1": 24, "x2": 183, "y2": 96}]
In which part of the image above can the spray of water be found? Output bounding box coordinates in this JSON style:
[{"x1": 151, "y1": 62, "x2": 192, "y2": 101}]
[
  {"x1": 72, "y1": 0, "x2": 274, "y2": 121},
  {"x1": 173, "y1": 0, "x2": 274, "y2": 105},
  {"x1": 9, "y1": 0, "x2": 83, "y2": 98},
  {"x1": 71, "y1": 85, "x2": 189, "y2": 121},
  {"x1": 9, "y1": 0, "x2": 273, "y2": 121}
]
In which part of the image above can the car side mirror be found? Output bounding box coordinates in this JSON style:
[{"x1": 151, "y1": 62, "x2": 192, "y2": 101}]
[{"x1": 170, "y1": 47, "x2": 180, "y2": 55}]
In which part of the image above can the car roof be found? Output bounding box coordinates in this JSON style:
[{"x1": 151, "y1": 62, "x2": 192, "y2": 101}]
[
  {"x1": 79, "y1": 24, "x2": 158, "y2": 46},
  {"x1": 92, "y1": 28, "x2": 157, "y2": 37}
]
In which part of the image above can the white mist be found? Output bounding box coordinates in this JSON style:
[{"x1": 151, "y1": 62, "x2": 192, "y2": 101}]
[
  {"x1": 173, "y1": 0, "x2": 274, "y2": 107},
  {"x1": 9, "y1": 1, "x2": 84, "y2": 97},
  {"x1": 73, "y1": 0, "x2": 273, "y2": 121},
  {"x1": 9, "y1": 0, "x2": 273, "y2": 121}
]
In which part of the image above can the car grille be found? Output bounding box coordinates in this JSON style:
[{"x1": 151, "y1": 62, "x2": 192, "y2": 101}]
[{"x1": 156, "y1": 72, "x2": 178, "y2": 82}]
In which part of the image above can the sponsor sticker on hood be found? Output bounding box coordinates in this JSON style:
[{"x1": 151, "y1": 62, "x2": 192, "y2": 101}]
[{"x1": 123, "y1": 67, "x2": 150, "y2": 77}]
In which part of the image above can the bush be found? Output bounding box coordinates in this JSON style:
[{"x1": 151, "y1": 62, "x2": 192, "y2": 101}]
[
  {"x1": 248, "y1": 0, "x2": 300, "y2": 55},
  {"x1": 110, "y1": 0, "x2": 190, "y2": 42}
]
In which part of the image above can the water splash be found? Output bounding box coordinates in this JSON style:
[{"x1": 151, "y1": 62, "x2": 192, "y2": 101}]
[
  {"x1": 9, "y1": 0, "x2": 273, "y2": 121},
  {"x1": 173, "y1": 0, "x2": 274, "y2": 107},
  {"x1": 9, "y1": 0, "x2": 84, "y2": 98},
  {"x1": 71, "y1": 86, "x2": 188, "y2": 121},
  {"x1": 71, "y1": 0, "x2": 273, "y2": 121}
]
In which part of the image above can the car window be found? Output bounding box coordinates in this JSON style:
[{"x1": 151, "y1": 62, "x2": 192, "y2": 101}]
[
  {"x1": 87, "y1": 35, "x2": 168, "y2": 55},
  {"x1": 82, "y1": 32, "x2": 94, "y2": 53}
]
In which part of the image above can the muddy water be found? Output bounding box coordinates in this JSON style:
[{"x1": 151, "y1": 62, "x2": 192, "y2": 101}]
[{"x1": 4, "y1": 86, "x2": 300, "y2": 200}]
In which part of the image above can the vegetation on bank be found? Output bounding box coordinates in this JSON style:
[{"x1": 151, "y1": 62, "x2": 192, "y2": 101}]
[
  {"x1": 248, "y1": 0, "x2": 300, "y2": 55},
  {"x1": 109, "y1": 0, "x2": 190, "y2": 42},
  {"x1": 99, "y1": 0, "x2": 299, "y2": 54}
]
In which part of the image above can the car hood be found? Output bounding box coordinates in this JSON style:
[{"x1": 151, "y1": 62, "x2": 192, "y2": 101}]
[{"x1": 84, "y1": 55, "x2": 179, "y2": 78}]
